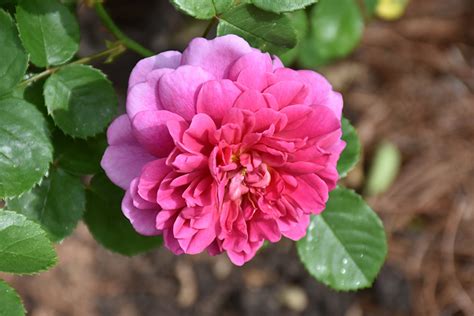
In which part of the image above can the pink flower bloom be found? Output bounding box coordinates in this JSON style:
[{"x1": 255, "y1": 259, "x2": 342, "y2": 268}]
[{"x1": 101, "y1": 35, "x2": 345, "y2": 265}]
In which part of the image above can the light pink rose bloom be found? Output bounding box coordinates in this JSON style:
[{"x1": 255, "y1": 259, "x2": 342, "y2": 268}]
[{"x1": 101, "y1": 35, "x2": 345, "y2": 265}]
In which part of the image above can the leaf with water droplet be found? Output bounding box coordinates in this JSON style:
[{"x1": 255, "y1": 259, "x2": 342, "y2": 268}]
[
  {"x1": 0, "y1": 280, "x2": 25, "y2": 316},
  {"x1": 0, "y1": 98, "x2": 53, "y2": 198},
  {"x1": 297, "y1": 187, "x2": 387, "y2": 291}
]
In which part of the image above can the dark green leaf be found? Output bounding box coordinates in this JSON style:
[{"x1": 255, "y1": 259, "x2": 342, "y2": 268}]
[
  {"x1": 0, "y1": 280, "x2": 25, "y2": 316},
  {"x1": 337, "y1": 117, "x2": 361, "y2": 178},
  {"x1": 251, "y1": 0, "x2": 317, "y2": 13},
  {"x1": 170, "y1": 0, "x2": 234, "y2": 19},
  {"x1": 217, "y1": 4, "x2": 297, "y2": 55},
  {"x1": 53, "y1": 131, "x2": 107, "y2": 175},
  {"x1": 0, "y1": 98, "x2": 53, "y2": 199},
  {"x1": 43, "y1": 65, "x2": 117, "y2": 139},
  {"x1": 0, "y1": 9, "x2": 28, "y2": 96},
  {"x1": 0, "y1": 0, "x2": 17, "y2": 5},
  {"x1": 84, "y1": 173, "x2": 162, "y2": 256},
  {"x1": 6, "y1": 168, "x2": 85, "y2": 242},
  {"x1": 15, "y1": 0, "x2": 80, "y2": 67},
  {"x1": 279, "y1": 10, "x2": 308, "y2": 66},
  {"x1": 297, "y1": 187, "x2": 387, "y2": 290},
  {"x1": 364, "y1": 0, "x2": 378, "y2": 16},
  {"x1": 299, "y1": 0, "x2": 364, "y2": 68},
  {"x1": 0, "y1": 210, "x2": 57, "y2": 274}
]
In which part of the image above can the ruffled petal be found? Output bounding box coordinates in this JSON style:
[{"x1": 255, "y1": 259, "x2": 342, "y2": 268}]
[
  {"x1": 181, "y1": 35, "x2": 252, "y2": 79},
  {"x1": 228, "y1": 51, "x2": 273, "y2": 91},
  {"x1": 132, "y1": 110, "x2": 185, "y2": 157},
  {"x1": 196, "y1": 79, "x2": 241, "y2": 124},
  {"x1": 158, "y1": 65, "x2": 214, "y2": 121},
  {"x1": 128, "y1": 51, "x2": 181, "y2": 88},
  {"x1": 122, "y1": 186, "x2": 161, "y2": 236},
  {"x1": 102, "y1": 115, "x2": 154, "y2": 190}
]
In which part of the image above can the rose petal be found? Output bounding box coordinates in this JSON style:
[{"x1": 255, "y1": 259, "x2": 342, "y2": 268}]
[
  {"x1": 129, "y1": 51, "x2": 181, "y2": 88},
  {"x1": 264, "y1": 81, "x2": 308, "y2": 109},
  {"x1": 122, "y1": 187, "x2": 161, "y2": 236},
  {"x1": 126, "y1": 82, "x2": 159, "y2": 119},
  {"x1": 196, "y1": 79, "x2": 241, "y2": 124},
  {"x1": 158, "y1": 65, "x2": 214, "y2": 121},
  {"x1": 106, "y1": 114, "x2": 134, "y2": 145},
  {"x1": 132, "y1": 110, "x2": 185, "y2": 157},
  {"x1": 101, "y1": 144, "x2": 155, "y2": 190},
  {"x1": 181, "y1": 35, "x2": 252, "y2": 79},
  {"x1": 138, "y1": 158, "x2": 171, "y2": 203},
  {"x1": 228, "y1": 51, "x2": 273, "y2": 91}
]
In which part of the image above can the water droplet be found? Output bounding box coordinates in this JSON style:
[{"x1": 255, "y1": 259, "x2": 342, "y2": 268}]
[
  {"x1": 341, "y1": 268, "x2": 347, "y2": 274},
  {"x1": 359, "y1": 254, "x2": 364, "y2": 258},
  {"x1": 342, "y1": 258, "x2": 348, "y2": 265}
]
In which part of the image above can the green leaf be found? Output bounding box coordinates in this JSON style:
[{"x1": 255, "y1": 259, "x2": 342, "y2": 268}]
[
  {"x1": 0, "y1": 210, "x2": 57, "y2": 274},
  {"x1": 6, "y1": 168, "x2": 85, "y2": 242},
  {"x1": 299, "y1": 0, "x2": 364, "y2": 68},
  {"x1": 217, "y1": 4, "x2": 297, "y2": 55},
  {"x1": 364, "y1": 141, "x2": 401, "y2": 196},
  {"x1": 337, "y1": 117, "x2": 361, "y2": 178},
  {"x1": 0, "y1": 280, "x2": 25, "y2": 316},
  {"x1": 251, "y1": 0, "x2": 317, "y2": 13},
  {"x1": 15, "y1": 0, "x2": 80, "y2": 67},
  {"x1": 279, "y1": 10, "x2": 308, "y2": 66},
  {"x1": 43, "y1": 65, "x2": 117, "y2": 139},
  {"x1": 364, "y1": 0, "x2": 378, "y2": 16},
  {"x1": 53, "y1": 131, "x2": 107, "y2": 175},
  {"x1": 170, "y1": 0, "x2": 234, "y2": 19},
  {"x1": 0, "y1": 9, "x2": 28, "y2": 96},
  {"x1": 84, "y1": 173, "x2": 162, "y2": 256},
  {"x1": 297, "y1": 187, "x2": 387, "y2": 290},
  {"x1": 0, "y1": 98, "x2": 53, "y2": 199}
]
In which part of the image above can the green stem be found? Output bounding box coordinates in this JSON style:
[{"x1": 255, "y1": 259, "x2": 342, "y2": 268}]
[
  {"x1": 94, "y1": 3, "x2": 154, "y2": 57},
  {"x1": 18, "y1": 42, "x2": 126, "y2": 88},
  {"x1": 202, "y1": 17, "x2": 217, "y2": 38}
]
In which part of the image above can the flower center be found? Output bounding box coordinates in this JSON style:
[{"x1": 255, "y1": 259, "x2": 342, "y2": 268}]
[{"x1": 227, "y1": 152, "x2": 271, "y2": 201}]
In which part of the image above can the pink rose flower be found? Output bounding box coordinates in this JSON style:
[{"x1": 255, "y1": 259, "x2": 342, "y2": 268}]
[{"x1": 101, "y1": 35, "x2": 345, "y2": 265}]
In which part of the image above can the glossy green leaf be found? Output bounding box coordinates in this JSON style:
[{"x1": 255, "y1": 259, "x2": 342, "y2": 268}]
[
  {"x1": 170, "y1": 0, "x2": 234, "y2": 19},
  {"x1": 0, "y1": 98, "x2": 53, "y2": 199},
  {"x1": 337, "y1": 117, "x2": 361, "y2": 178},
  {"x1": 53, "y1": 131, "x2": 107, "y2": 175},
  {"x1": 364, "y1": 141, "x2": 401, "y2": 196},
  {"x1": 0, "y1": 9, "x2": 28, "y2": 96},
  {"x1": 0, "y1": 281, "x2": 25, "y2": 316},
  {"x1": 0, "y1": 210, "x2": 57, "y2": 274},
  {"x1": 297, "y1": 187, "x2": 387, "y2": 290},
  {"x1": 43, "y1": 65, "x2": 117, "y2": 139},
  {"x1": 299, "y1": 0, "x2": 364, "y2": 68},
  {"x1": 6, "y1": 168, "x2": 85, "y2": 242},
  {"x1": 217, "y1": 4, "x2": 297, "y2": 55},
  {"x1": 84, "y1": 173, "x2": 162, "y2": 256},
  {"x1": 279, "y1": 10, "x2": 308, "y2": 66},
  {"x1": 251, "y1": 0, "x2": 317, "y2": 13},
  {"x1": 15, "y1": 0, "x2": 80, "y2": 67}
]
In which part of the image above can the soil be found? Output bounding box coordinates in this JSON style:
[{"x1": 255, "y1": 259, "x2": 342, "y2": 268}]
[{"x1": 2, "y1": 0, "x2": 473, "y2": 315}]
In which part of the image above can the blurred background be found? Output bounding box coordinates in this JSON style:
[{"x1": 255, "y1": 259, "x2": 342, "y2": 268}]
[{"x1": 2, "y1": 0, "x2": 473, "y2": 315}]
